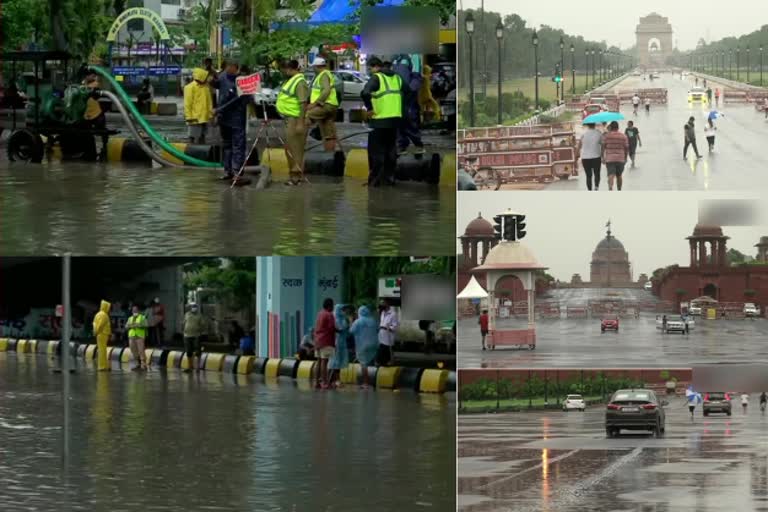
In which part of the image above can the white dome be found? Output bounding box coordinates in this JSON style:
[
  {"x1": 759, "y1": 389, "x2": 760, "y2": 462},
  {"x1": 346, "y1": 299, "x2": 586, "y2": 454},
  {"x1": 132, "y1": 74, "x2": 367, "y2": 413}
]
[{"x1": 473, "y1": 241, "x2": 547, "y2": 271}]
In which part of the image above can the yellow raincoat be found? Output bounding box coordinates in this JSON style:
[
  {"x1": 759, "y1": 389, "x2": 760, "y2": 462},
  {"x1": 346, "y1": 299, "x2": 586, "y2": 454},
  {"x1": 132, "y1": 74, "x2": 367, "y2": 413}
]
[
  {"x1": 93, "y1": 300, "x2": 112, "y2": 370},
  {"x1": 184, "y1": 68, "x2": 214, "y2": 125},
  {"x1": 418, "y1": 65, "x2": 441, "y2": 122}
]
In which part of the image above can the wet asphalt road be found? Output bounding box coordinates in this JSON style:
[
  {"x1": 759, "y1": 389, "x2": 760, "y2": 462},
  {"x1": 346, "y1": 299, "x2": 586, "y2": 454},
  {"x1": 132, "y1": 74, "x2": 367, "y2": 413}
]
[
  {"x1": 458, "y1": 395, "x2": 768, "y2": 511},
  {"x1": 458, "y1": 288, "x2": 768, "y2": 368},
  {"x1": 0, "y1": 352, "x2": 456, "y2": 511},
  {"x1": 548, "y1": 73, "x2": 768, "y2": 191}
]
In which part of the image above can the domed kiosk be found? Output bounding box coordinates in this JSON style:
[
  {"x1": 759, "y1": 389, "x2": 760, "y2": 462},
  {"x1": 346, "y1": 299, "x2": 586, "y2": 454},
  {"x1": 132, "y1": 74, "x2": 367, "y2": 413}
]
[
  {"x1": 590, "y1": 220, "x2": 632, "y2": 286},
  {"x1": 472, "y1": 210, "x2": 547, "y2": 349}
]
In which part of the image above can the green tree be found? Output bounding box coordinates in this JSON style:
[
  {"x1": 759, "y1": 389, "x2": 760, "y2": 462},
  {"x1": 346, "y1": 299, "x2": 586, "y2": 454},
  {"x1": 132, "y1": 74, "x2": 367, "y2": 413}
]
[
  {"x1": 727, "y1": 248, "x2": 748, "y2": 266},
  {"x1": 184, "y1": 258, "x2": 256, "y2": 312}
]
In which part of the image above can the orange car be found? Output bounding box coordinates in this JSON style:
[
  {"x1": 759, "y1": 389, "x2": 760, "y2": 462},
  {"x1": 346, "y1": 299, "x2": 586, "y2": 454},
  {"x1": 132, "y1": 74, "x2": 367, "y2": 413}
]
[{"x1": 581, "y1": 103, "x2": 608, "y2": 120}]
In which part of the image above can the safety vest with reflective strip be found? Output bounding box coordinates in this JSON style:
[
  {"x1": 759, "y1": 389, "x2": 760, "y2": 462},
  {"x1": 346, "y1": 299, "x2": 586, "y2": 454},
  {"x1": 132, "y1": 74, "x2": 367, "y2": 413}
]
[
  {"x1": 310, "y1": 70, "x2": 339, "y2": 106},
  {"x1": 371, "y1": 73, "x2": 403, "y2": 119},
  {"x1": 127, "y1": 314, "x2": 147, "y2": 338},
  {"x1": 276, "y1": 73, "x2": 307, "y2": 118}
]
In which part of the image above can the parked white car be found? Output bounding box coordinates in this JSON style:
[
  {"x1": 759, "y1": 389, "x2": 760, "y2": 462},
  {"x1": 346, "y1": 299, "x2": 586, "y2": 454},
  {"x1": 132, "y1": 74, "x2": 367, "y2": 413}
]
[
  {"x1": 644, "y1": 281, "x2": 652, "y2": 290},
  {"x1": 656, "y1": 316, "x2": 695, "y2": 333},
  {"x1": 688, "y1": 305, "x2": 702, "y2": 316},
  {"x1": 336, "y1": 70, "x2": 368, "y2": 99},
  {"x1": 563, "y1": 394, "x2": 586, "y2": 411},
  {"x1": 744, "y1": 303, "x2": 759, "y2": 317}
]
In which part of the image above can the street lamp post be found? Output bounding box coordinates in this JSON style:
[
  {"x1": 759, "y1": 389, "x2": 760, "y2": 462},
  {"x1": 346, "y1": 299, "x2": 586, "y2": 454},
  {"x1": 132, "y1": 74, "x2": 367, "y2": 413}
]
[
  {"x1": 761, "y1": 46, "x2": 764, "y2": 86},
  {"x1": 746, "y1": 46, "x2": 750, "y2": 84},
  {"x1": 729, "y1": 48, "x2": 732, "y2": 79},
  {"x1": 599, "y1": 49, "x2": 604, "y2": 82},
  {"x1": 496, "y1": 20, "x2": 503, "y2": 125},
  {"x1": 585, "y1": 47, "x2": 590, "y2": 90},
  {"x1": 559, "y1": 36, "x2": 564, "y2": 104},
  {"x1": 591, "y1": 49, "x2": 596, "y2": 88},
  {"x1": 736, "y1": 46, "x2": 740, "y2": 81},
  {"x1": 532, "y1": 29, "x2": 539, "y2": 111},
  {"x1": 466, "y1": 12, "x2": 475, "y2": 126},
  {"x1": 570, "y1": 43, "x2": 575, "y2": 95}
]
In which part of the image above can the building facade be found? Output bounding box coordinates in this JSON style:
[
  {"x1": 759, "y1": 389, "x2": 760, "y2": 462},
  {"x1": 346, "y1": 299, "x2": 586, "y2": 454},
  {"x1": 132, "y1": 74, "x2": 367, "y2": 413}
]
[
  {"x1": 590, "y1": 222, "x2": 633, "y2": 286},
  {"x1": 636, "y1": 13, "x2": 673, "y2": 68}
]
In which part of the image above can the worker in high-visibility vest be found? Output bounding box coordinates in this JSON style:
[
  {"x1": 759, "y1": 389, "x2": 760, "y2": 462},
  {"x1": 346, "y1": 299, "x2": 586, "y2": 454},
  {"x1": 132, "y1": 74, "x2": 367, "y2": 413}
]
[
  {"x1": 276, "y1": 59, "x2": 310, "y2": 184},
  {"x1": 126, "y1": 304, "x2": 149, "y2": 371},
  {"x1": 93, "y1": 300, "x2": 112, "y2": 371},
  {"x1": 306, "y1": 57, "x2": 339, "y2": 152},
  {"x1": 361, "y1": 57, "x2": 405, "y2": 186}
]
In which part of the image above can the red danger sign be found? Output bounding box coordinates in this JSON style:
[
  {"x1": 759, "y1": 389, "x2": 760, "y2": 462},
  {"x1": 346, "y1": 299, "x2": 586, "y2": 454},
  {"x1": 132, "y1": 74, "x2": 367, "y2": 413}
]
[{"x1": 236, "y1": 73, "x2": 261, "y2": 96}]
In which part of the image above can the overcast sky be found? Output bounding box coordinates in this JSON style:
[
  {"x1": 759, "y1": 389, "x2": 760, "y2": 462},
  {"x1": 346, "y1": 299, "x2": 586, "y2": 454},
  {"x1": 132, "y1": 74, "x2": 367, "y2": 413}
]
[
  {"x1": 457, "y1": 193, "x2": 767, "y2": 282},
  {"x1": 459, "y1": 0, "x2": 765, "y2": 50}
]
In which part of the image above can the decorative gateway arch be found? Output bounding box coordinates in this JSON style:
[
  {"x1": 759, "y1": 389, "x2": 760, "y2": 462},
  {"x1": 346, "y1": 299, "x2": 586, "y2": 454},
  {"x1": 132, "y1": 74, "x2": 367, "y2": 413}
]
[
  {"x1": 105, "y1": 7, "x2": 171, "y2": 66},
  {"x1": 636, "y1": 13, "x2": 673, "y2": 68}
]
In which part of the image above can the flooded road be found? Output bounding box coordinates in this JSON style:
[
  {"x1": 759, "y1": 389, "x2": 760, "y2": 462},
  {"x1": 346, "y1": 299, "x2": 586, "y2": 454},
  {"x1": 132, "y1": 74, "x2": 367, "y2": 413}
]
[
  {"x1": 0, "y1": 353, "x2": 455, "y2": 511},
  {"x1": 458, "y1": 396, "x2": 768, "y2": 511},
  {"x1": 547, "y1": 73, "x2": 768, "y2": 191},
  {"x1": 0, "y1": 161, "x2": 454, "y2": 256},
  {"x1": 458, "y1": 288, "x2": 768, "y2": 368}
]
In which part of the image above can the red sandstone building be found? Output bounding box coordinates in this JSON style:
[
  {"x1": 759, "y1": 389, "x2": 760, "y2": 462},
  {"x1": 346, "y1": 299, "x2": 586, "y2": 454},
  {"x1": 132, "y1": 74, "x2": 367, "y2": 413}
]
[{"x1": 656, "y1": 225, "x2": 768, "y2": 310}]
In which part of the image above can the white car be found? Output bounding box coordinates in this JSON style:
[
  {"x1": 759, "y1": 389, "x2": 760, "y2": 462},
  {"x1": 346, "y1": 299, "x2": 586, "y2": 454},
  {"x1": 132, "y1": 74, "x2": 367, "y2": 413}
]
[
  {"x1": 563, "y1": 394, "x2": 586, "y2": 411},
  {"x1": 656, "y1": 316, "x2": 695, "y2": 333},
  {"x1": 688, "y1": 305, "x2": 702, "y2": 316},
  {"x1": 744, "y1": 303, "x2": 759, "y2": 317},
  {"x1": 252, "y1": 87, "x2": 277, "y2": 105},
  {"x1": 336, "y1": 70, "x2": 368, "y2": 99},
  {"x1": 644, "y1": 281, "x2": 652, "y2": 290}
]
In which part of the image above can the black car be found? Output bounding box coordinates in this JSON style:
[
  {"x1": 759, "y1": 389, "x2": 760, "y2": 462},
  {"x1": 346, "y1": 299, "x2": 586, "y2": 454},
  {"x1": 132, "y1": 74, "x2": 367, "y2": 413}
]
[
  {"x1": 605, "y1": 389, "x2": 667, "y2": 438},
  {"x1": 703, "y1": 392, "x2": 732, "y2": 416}
]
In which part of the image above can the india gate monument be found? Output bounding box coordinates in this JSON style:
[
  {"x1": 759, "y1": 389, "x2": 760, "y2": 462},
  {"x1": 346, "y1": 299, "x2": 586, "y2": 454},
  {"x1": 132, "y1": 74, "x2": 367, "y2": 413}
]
[{"x1": 636, "y1": 13, "x2": 673, "y2": 68}]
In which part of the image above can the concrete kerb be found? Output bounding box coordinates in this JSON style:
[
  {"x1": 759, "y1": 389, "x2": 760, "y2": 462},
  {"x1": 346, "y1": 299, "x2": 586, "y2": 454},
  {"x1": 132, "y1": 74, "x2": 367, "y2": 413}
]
[{"x1": 0, "y1": 340, "x2": 455, "y2": 394}]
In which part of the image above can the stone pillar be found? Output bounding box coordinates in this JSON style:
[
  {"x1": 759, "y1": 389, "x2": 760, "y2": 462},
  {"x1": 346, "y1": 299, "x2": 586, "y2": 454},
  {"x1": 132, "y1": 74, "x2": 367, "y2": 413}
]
[
  {"x1": 488, "y1": 289, "x2": 496, "y2": 332},
  {"x1": 699, "y1": 240, "x2": 707, "y2": 266},
  {"x1": 718, "y1": 239, "x2": 726, "y2": 266},
  {"x1": 690, "y1": 240, "x2": 696, "y2": 266},
  {"x1": 462, "y1": 239, "x2": 469, "y2": 266},
  {"x1": 527, "y1": 288, "x2": 535, "y2": 331}
]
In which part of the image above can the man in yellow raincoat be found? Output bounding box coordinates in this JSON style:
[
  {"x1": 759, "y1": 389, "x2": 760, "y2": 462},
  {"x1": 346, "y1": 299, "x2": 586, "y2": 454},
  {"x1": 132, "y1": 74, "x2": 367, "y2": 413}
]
[
  {"x1": 184, "y1": 68, "x2": 214, "y2": 144},
  {"x1": 418, "y1": 65, "x2": 441, "y2": 123},
  {"x1": 93, "y1": 300, "x2": 112, "y2": 371}
]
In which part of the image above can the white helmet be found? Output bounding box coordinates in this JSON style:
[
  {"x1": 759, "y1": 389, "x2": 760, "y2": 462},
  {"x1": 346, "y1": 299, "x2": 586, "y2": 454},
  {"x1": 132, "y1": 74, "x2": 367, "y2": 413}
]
[{"x1": 311, "y1": 57, "x2": 327, "y2": 67}]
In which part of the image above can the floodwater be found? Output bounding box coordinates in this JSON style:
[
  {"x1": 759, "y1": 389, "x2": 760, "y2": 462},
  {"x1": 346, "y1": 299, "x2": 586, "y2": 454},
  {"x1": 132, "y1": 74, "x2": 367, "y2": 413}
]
[
  {"x1": 0, "y1": 161, "x2": 454, "y2": 256},
  {"x1": 0, "y1": 353, "x2": 456, "y2": 511},
  {"x1": 547, "y1": 73, "x2": 768, "y2": 191},
  {"x1": 458, "y1": 396, "x2": 768, "y2": 511}
]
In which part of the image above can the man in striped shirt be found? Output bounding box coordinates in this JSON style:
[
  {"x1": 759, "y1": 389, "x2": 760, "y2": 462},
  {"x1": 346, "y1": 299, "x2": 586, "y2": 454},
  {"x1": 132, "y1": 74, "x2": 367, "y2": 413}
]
[{"x1": 602, "y1": 121, "x2": 629, "y2": 191}]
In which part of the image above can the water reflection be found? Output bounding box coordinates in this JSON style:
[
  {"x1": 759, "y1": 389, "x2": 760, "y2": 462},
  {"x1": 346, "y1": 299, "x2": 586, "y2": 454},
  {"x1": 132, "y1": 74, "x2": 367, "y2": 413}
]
[{"x1": 0, "y1": 163, "x2": 455, "y2": 256}]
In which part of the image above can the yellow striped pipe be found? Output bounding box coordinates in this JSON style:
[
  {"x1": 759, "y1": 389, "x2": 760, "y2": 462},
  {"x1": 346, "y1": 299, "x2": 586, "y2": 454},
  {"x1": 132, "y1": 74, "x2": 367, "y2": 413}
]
[
  {"x1": 144, "y1": 349, "x2": 154, "y2": 364},
  {"x1": 237, "y1": 356, "x2": 255, "y2": 375},
  {"x1": 440, "y1": 153, "x2": 455, "y2": 188},
  {"x1": 159, "y1": 143, "x2": 188, "y2": 166},
  {"x1": 85, "y1": 344, "x2": 97, "y2": 361},
  {"x1": 376, "y1": 366, "x2": 402, "y2": 389},
  {"x1": 264, "y1": 358, "x2": 281, "y2": 378},
  {"x1": 340, "y1": 363, "x2": 361, "y2": 384},
  {"x1": 180, "y1": 353, "x2": 192, "y2": 370},
  {"x1": 419, "y1": 369, "x2": 449, "y2": 393},
  {"x1": 344, "y1": 148, "x2": 369, "y2": 179},
  {"x1": 0, "y1": 338, "x2": 7, "y2": 352},
  {"x1": 16, "y1": 339, "x2": 29, "y2": 353},
  {"x1": 296, "y1": 360, "x2": 316, "y2": 380},
  {"x1": 27, "y1": 339, "x2": 38, "y2": 353},
  {"x1": 106, "y1": 137, "x2": 127, "y2": 163},
  {"x1": 120, "y1": 349, "x2": 132, "y2": 364},
  {"x1": 204, "y1": 353, "x2": 226, "y2": 372},
  {"x1": 167, "y1": 350, "x2": 184, "y2": 368}
]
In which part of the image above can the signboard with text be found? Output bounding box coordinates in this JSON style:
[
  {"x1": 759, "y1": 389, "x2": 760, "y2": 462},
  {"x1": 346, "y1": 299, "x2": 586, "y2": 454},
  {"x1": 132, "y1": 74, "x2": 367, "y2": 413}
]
[{"x1": 236, "y1": 73, "x2": 261, "y2": 96}]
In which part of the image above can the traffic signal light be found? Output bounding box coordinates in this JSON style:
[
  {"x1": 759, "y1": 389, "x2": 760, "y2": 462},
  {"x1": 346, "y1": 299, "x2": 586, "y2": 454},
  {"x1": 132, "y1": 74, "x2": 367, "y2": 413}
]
[
  {"x1": 503, "y1": 219, "x2": 515, "y2": 241},
  {"x1": 493, "y1": 215, "x2": 503, "y2": 240},
  {"x1": 552, "y1": 64, "x2": 562, "y2": 83},
  {"x1": 516, "y1": 215, "x2": 527, "y2": 240}
]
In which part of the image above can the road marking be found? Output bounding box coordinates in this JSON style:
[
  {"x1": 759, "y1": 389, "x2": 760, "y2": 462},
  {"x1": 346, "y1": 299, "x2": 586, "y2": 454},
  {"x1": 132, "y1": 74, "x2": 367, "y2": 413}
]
[{"x1": 475, "y1": 449, "x2": 580, "y2": 491}]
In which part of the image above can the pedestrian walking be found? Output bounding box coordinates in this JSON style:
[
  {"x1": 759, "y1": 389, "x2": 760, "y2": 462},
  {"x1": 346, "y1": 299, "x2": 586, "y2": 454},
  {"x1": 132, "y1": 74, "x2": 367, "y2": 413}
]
[
  {"x1": 376, "y1": 299, "x2": 399, "y2": 366},
  {"x1": 624, "y1": 120, "x2": 642, "y2": 167},
  {"x1": 760, "y1": 391, "x2": 767, "y2": 413},
  {"x1": 182, "y1": 303, "x2": 204, "y2": 373},
  {"x1": 602, "y1": 121, "x2": 629, "y2": 191},
  {"x1": 183, "y1": 68, "x2": 213, "y2": 144},
  {"x1": 214, "y1": 60, "x2": 252, "y2": 180},
  {"x1": 93, "y1": 300, "x2": 112, "y2": 372},
  {"x1": 631, "y1": 93, "x2": 640, "y2": 115},
  {"x1": 684, "y1": 116, "x2": 703, "y2": 160},
  {"x1": 644, "y1": 97, "x2": 651, "y2": 114},
  {"x1": 479, "y1": 309, "x2": 489, "y2": 350},
  {"x1": 350, "y1": 305, "x2": 379, "y2": 390},
  {"x1": 328, "y1": 304, "x2": 351, "y2": 388},
  {"x1": 662, "y1": 314, "x2": 667, "y2": 333},
  {"x1": 276, "y1": 60, "x2": 309, "y2": 185},
  {"x1": 151, "y1": 297, "x2": 165, "y2": 346},
  {"x1": 394, "y1": 55, "x2": 425, "y2": 155},
  {"x1": 577, "y1": 123, "x2": 603, "y2": 190},
  {"x1": 314, "y1": 298, "x2": 336, "y2": 389},
  {"x1": 81, "y1": 74, "x2": 109, "y2": 161},
  {"x1": 706, "y1": 87, "x2": 713, "y2": 105},
  {"x1": 137, "y1": 78, "x2": 154, "y2": 114},
  {"x1": 714, "y1": 88, "x2": 720, "y2": 107},
  {"x1": 126, "y1": 305, "x2": 149, "y2": 371},
  {"x1": 306, "y1": 57, "x2": 339, "y2": 152},
  {"x1": 741, "y1": 392, "x2": 750, "y2": 413},
  {"x1": 704, "y1": 118, "x2": 716, "y2": 153},
  {"x1": 361, "y1": 56, "x2": 404, "y2": 187}
]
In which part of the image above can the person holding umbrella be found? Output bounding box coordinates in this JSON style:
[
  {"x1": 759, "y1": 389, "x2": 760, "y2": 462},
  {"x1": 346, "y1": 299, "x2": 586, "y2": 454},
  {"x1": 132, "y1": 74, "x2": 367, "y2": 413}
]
[
  {"x1": 579, "y1": 110, "x2": 625, "y2": 191},
  {"x1": 703, "y1": 117, "x2": 716, "y2": 153},
  {"x1": 602, "y1": 121, "x2": 629, "y2": 191},
  {"x1": 685, "y1": 386, "x2": 702, "y2": 418}
]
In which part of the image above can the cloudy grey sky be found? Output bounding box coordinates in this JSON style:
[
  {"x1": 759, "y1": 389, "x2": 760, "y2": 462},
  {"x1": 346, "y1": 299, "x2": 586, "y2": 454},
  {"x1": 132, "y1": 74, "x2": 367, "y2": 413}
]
[
  {"x1": 460, "y1": 0, "x2": 765, "y2": 50},
  {"x1": 457, "y1": 193, "x2": 767, "y2": 282}
]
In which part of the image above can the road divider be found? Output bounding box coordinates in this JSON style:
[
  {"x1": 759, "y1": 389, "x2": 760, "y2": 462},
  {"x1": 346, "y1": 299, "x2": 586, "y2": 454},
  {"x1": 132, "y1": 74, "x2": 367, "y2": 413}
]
[{"x1": 0, "y1": 340, "x2": 454, "y2": 394}]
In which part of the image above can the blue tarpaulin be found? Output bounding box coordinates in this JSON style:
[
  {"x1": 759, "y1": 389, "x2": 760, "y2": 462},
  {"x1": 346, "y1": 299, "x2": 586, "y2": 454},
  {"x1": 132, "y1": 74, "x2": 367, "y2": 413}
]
[{"x1": 307, "y1": 0, "x2": 405, "y2": 25}]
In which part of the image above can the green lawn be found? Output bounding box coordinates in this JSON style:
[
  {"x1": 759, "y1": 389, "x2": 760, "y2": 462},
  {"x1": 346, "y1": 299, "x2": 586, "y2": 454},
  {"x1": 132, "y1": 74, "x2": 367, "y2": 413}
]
[
  {"x1": 460, "y1": 395, "x2": 604, "y2": 411},
  {"x1": 459, "y1": 74, "x2": 608, "y2": 103}
]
